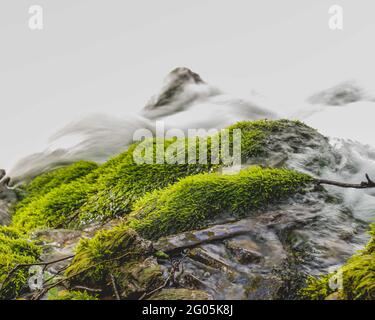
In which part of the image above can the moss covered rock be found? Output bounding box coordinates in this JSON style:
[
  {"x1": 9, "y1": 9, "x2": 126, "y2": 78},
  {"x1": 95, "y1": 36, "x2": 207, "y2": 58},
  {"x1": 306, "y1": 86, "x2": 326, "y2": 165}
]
[
  {"x1": 11, "y1": 120, "x2": 317, "y2": 232},
  {"x1": 129, "y1": 166, "x2": 312, "y2": 240}
]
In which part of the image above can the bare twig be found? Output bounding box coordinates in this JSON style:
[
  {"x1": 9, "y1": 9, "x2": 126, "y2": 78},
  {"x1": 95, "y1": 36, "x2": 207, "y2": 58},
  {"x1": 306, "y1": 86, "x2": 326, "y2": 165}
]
[
  {"x1": 72, "y1": 286, "x2": 102, "y2": 293},
  {"x1": 316, "y1": 173, "x2": 375, "y2": 189},
  {"x1": 110, "y1": 273, "x2": 121, "y2": 300},
  {"x1": 0, "y1": 255, "x2": 74, "y2": 292},
  {"x1": 139, "y1": 251, "x2": 188, "y2": 300},
  {"x1": 30, "y1": 251, "x2": 133, "y2": 300}
]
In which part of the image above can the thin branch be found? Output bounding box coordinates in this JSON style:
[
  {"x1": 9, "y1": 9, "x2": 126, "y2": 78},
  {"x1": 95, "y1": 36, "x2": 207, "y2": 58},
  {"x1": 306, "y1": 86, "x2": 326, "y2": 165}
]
[
  {"x1": 30, "y1": 252, "x2": 133, "y2": 300},
  {"x1": 72, "y1": 286, "x2": 102, "y2": 293},
  {"x1": 0, "y1": 255, "x2": 74, "y2": 292},
  {"x1": 316, "y1": 173, "x2": 375, "y2": 189},
  {"x1": 110, "y1": 273, "x2": 121, "y2": 300},
  {"x1": 139, "y1": 252, "x2": 188, "y2": 300}
]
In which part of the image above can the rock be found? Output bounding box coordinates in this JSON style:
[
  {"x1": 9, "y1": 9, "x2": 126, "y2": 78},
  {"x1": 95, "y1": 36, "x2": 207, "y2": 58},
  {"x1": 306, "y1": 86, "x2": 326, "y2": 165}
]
[
  {"x1": 154, "y1": 217, "x2": 255, "y2": 253},
  {"x1": 187, "y1": 247, "x2": 236, "y2": 276},
  {"x1": 116, "y1": 257, "x2": 165, "y2": 299},
  {"x1": 0, "y1": 169, "x2": 18, "y2": 225},
  {"x1": 225, "y1": 238, "x2": 263, "y2": 264},
  {"x1": 33, "y1": 229, "x2": 87, "y2": 273},
  {"x1": 308, "y1": 81, "x2": 366, "y2": 106},
  {"x1": 0, "y1": 169, "x2": 5, "y2": 180},
  {"x1": 0, "y1": 203, "x2": 11, "y2": 225},
  {"x1": 149, "y1": 288, "x2": 212, "y2": 300},
  {"x1": 245, "y1": 275, "x2": 283, "y2": 300},
  {"x1": 144, "y1": 67, "x2": 205, "y2": 111}
]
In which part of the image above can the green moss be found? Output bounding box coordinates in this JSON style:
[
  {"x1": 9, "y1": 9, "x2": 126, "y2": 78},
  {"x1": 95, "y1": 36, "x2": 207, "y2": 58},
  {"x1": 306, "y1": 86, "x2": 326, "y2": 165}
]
[
  {"x1": 65, "y1": 227, "x2": 153, "y2": 285},
  {"x1": 78, "y1": 140, "x2": 212, "y2": 223},
  {"x1": 15, "y1": 161, "x2": 98, "y2": 210},
  {"x1": 48, "y1": 288, "x2": 98, "y2": 300},
  {"x1": 12, "y1": 179, "x2": 96, "y2": 231},
  {"x1": 128, "y1": 166, "x2": 312, "y2": 239},
  {"x1": 0, "y1": 226, "x2": 41, "y2": 299},
  {"x1": 302, "y1": 225, "x2": 375, "y2": 300},
  {"x1": 225, "y1": 119, "x2": 313, "y2": 161}
]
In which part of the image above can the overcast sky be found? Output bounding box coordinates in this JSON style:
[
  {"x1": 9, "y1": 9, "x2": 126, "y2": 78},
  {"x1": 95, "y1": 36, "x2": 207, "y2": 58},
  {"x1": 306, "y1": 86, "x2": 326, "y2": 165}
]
[{"x1": 1, "y1": 0, "x2": 375, "y2": 170}]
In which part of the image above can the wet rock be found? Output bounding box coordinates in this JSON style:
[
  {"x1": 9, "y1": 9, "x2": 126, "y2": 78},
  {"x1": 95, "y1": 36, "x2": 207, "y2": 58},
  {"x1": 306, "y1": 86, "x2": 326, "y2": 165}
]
[
  {"x1": 225, "y1": 238, "x2": 263, "y2": 264},
  {"x1": 0, "y1": 169, "x2": 18, "y2": 225},
  {"x1": 116, "y1": 257, "x2": 165, "y2": 299},
  {"x1": 245, "y1": 275, "x2": 283, "y2": 300},
  {"x1": 149, "y1": 288, "x2": 212, "y2": 300},
  {"x1": 308, "y1": 81, "x2": 366, "y2": 106},
  {"x1": 33, "y1": 229, "x2": 88, "y2": 272},
  {"x1": 0, "y1": 203, "x2": 11, "y2": 225},
  {"x1": 154, "y1": 218, "x2": 254, "y2": 253},
  {"x1": 187, "y1": 247, "x2": 236, "y2": 276}
]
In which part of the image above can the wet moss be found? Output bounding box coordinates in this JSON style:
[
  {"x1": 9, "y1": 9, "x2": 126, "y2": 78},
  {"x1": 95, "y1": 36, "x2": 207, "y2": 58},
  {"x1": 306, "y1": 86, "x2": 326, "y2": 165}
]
[
  {"x1": 0, "y1": 226, "x2": 41, "y2": 299},
  {"x1": 15, "y1": 161, "x2": 98, "y2": 211},
  {"x1": 47, "y1": 288, "x2": 98, "y2": 300},
  {"x1": 12, "y1": 179, "x2": 96, "y2": 231},
  {"x1": 302, "y1": 225, "x2": 375, "y2": 300},
  {"x1": 65, "y1": 227, "x2": 154, "y2": 285},
  {"x1": 129, "y1": 166, "x2": 313, "y2": 240}
]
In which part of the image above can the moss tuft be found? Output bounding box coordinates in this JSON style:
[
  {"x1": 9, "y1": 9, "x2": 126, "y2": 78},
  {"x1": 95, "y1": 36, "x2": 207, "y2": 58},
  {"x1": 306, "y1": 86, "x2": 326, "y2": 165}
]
[
  {"x1": 129, "y1": 166, "x2": 313, "y2": 240},
  {"x1": 65, "y1": 227, "x2": 153, "y2": 285},
  {"x1": 0, "y1": 226, "x2": 41, "y2": 299},
  {"x1": 12, "y1": 179, "x2": 96, "y2": 232},
  {"x1": 15, "y1": 161, "x2": 98, "y2": 210},
  {"x1": 47, "y1": 288, "x2": 98, "y2": 300}
]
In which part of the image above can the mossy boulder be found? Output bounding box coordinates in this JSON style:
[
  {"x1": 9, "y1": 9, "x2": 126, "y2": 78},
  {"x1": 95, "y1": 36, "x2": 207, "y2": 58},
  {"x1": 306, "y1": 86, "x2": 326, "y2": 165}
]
[{"x1": 11, "y1": 120, "x2": 318, "y2": 232}]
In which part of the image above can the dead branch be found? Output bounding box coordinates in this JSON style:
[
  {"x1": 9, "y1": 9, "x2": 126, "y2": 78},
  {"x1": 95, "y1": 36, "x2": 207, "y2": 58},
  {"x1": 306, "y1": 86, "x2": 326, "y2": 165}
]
[
  {"x1": 0, "y1": 255, "x2": 75, "y2": 292},
  {"x1": 72, "y1": 286, "x2": 102, "y2": 293},
  {"x1": 139, "y1": 251, "x2": 188, "y2": 300},
  {"x1": 316, "y1": 173, "x2": 375, "y2": 189},
  {"x1": 110, "y1": 273, "x2": 121, "y2": 300}
]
